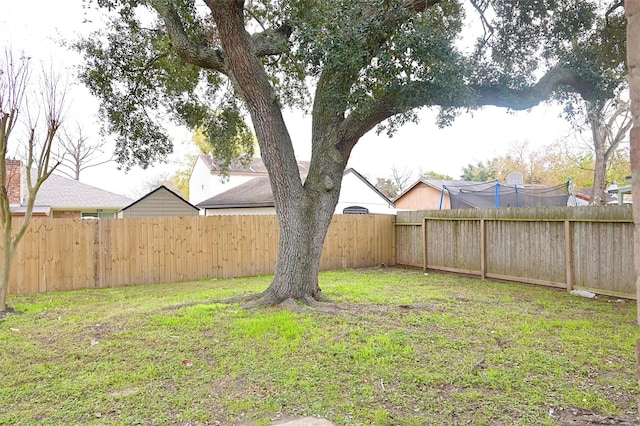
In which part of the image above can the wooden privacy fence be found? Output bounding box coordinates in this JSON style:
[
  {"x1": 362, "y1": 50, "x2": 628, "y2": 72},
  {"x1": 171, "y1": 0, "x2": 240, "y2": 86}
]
[
  {"x1": 9, "y1": 214, "x2": 396, "y2": 295},
  {"x1": 396, "y1": 205, "x2": 636, "y2": 299}
]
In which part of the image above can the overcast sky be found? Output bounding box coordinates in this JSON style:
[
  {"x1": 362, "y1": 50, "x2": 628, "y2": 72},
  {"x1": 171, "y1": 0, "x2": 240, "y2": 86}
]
[{"x1": 1, "y1": 0, "x2": 574, "y2": 198}]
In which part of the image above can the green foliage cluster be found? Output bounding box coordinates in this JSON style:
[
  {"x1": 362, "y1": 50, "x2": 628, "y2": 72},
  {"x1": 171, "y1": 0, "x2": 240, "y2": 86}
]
[
  {"x1": 461, "y1": 159, "x2": 498, "y2": 182},
  {"x1": 421, "y1": 170, "x2": 454, "y2": 181},
  {"x1": 76, "y1": 0, "x2": 252, "y2": 170},
  {"x1": 75, "y1": 0, "x2": 626, "y2": 171},
  {"x1": 460, "y1": 139, "x2": 630, "y2": 188}
]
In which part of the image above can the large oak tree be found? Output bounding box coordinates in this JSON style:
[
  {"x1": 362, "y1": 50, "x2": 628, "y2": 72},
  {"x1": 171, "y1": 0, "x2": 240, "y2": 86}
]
[{"x1": 77, "y1": 0, "x2": 624, "y2": 306}]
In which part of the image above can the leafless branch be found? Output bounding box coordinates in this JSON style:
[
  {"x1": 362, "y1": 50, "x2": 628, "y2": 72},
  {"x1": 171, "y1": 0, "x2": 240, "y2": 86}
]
[
  {"x1": 0, "y1": 48, "x2": 68, "y2": 310},
  {"x1": 469, "y1": 0, "x2": 494, "y2": 52},
  {"x1": 55, "y1": 123, "x2": 113, "y2": 180}
]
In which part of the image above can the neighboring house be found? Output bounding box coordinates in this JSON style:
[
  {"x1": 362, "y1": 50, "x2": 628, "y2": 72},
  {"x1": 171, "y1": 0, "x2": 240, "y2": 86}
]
[
  {"x1": 196, "y1": 168, "x2": 396, "y2": 215},
  {"x1": 117, "y1": 185, "x2": 200, "y2": 218},
  {"x1": 7, "y1": 159, "x2": 133, "y2": 218},
  {"x1": 394, "y1": 179, "x2": 472, "y2": 210},
  {"x1": 336, "y1": 168, "x2": 396, "y2": 214},
  {"x1": 189, "y1": 154, "x2": 310, "y2": 205},
  {"x1": 573, "y1": 186, "x2": 628, "y2": 205},
  {"x1": 573, "y1": 188, "x2": 600, "y2": 206},
  {"x1": 395, "y1": 179, "x2": 573, "y2": 210},
  {"x1": 196, "y1": 176, "x2": 275, "y2": 215}
]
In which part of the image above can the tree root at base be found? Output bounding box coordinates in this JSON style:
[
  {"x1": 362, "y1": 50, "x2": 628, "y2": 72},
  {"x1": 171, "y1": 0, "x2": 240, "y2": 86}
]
[
  {"x1": 0, "y1": 307, "x2": 23, "y2": 319},
  {"x1": 162, "y1": 291, "x2": 340, "y2": 314}
]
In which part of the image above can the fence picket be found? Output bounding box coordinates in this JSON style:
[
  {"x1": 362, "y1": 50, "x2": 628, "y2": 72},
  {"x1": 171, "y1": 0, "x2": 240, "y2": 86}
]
[
  {"x1": 396, "y1": 206, "x2": 636, "y2": 299},
  {"x1": 7, "y1": 214, "x2": 396, "y2": 295}
]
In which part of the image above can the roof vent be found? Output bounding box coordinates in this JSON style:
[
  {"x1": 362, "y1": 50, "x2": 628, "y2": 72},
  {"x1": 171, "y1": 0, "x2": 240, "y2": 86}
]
[{"x1": 343, "y1": 206, "x2": 369, "y2": 214}]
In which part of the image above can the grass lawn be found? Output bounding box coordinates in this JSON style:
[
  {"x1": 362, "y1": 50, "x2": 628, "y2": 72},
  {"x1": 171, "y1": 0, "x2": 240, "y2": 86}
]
[{"x1": 0, "y1": 268, "x2": 638, "y2": 425}]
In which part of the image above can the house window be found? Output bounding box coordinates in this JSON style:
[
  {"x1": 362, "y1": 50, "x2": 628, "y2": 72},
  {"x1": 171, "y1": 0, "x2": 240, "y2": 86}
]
[{"x1": 81, "y1": 212, "x2": 115, "y2": 219}]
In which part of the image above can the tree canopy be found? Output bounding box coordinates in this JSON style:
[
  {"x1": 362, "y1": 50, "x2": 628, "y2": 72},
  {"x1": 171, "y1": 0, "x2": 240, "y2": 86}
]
[
  {"x1": 75, "y1": 0, "x2": 626, "y2": 305},
  {"x1": 76, "y1": 0, "x2": 624, "y2": 170}
]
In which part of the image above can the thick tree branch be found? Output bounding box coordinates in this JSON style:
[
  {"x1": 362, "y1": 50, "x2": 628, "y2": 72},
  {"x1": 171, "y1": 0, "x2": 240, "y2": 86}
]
[
  {"x1": 151, "y1": 0, "x2": 229, "y2": 74},
  {"x1": 249, "y1": 24, "x2": 293, "y2": 56},
  {"x1": 472, "y1": 67, "x2": 598, "y2": 109},
  {"x1": 206, "y1": 0, "x2": 302, "y2": 198},
  {"x1": 338, "y1": 66, "x2": 599, "y2": 153},
  {"x1": 314, "y1": 0, "x2": 444, "y2": 157},
  {"x1": 151, "y1": 0, "x2": 291, "y2": 75}
]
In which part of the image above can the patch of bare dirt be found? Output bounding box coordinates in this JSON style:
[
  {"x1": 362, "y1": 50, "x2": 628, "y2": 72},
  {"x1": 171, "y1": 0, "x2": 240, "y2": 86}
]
[
  {"x1": 551, "y1": 407, "x2": 637, "y2": 425},
  {"x1": 0, "y1": 307, "x2": 23, "y2": 319}
]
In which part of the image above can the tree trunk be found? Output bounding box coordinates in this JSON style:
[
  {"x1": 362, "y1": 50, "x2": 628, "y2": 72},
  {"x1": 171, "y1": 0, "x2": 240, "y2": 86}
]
[
  {"x1": 0, "y1": 234, "x2": 14, "y2": 311},
  {"x1": 591, "y1": 117, "x2": 608, "y2": 205},
  {"x1": 252, "y1": 137, "x2": 347, "y2": 305},
  {"x1": 587, "y1": 105, "x2": 607, "y2": 206},
  {"x1": 254, "y1": 190, "x2": 339, "y2": 305},
  {"x1": 209, "y1": 1, "x2": 349, "y2": 306},
  {"x1": 625, "y1": 2, "x2": 640, "y2": 326}
]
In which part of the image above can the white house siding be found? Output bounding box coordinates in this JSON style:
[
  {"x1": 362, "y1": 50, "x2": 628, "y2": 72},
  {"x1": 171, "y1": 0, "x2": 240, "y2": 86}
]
[
  {"x1": 192, "y1": 163, "x2": 395, "y2": 215},
  {"x1": 336, "y1": 171, "x2": 396, "y2": 215},
  {"x1": 189, "y1": 158, "x2": 214, "y2": 205},
  {"x1": 189, "y1": 157, "x2": 265, "y2": 205}
]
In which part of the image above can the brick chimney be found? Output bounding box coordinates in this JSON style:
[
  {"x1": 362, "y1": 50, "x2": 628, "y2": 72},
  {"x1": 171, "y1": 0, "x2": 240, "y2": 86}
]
[{"x1": 6, "y1": 159, "x2": 24, "y2": 205}]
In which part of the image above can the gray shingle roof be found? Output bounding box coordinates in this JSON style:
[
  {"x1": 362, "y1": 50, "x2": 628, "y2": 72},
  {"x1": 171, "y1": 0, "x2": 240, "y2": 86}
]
[
  {"x1": 9, "y1": 205, "x2": 51, "y2": 216},
  {"x1": 196, "y1": 177, "x2": 274, "y2": 209},
  {"x1": 32, "y1": 170, "x2": 134, "y2": 209},
  {"x1": 120, "y1": 185, "x2": 199, "y2": 212},
  {"x1": 196, "y1": 168, "x2": 392, "y2": 209}
]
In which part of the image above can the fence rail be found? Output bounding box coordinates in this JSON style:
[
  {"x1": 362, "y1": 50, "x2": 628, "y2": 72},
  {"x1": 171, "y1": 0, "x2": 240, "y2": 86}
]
[
  {"x1": 8, "y1": 214, "x2": 396, "y2": 295},
  {"x1": 396, "y1": 205, "x2": 636, "y2": 299}
]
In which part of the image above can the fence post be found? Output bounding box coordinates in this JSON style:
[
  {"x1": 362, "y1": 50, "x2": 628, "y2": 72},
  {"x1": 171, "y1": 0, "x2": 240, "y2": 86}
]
[
  {"x1": 93, "y1": 220, "x2": 100, "y2": 289},
  {"x1": 637, "y1": 339, "x2": 640, "y2": 420},
  {"x1": 423, "y1": 218, "x2": 428, "y2": 272},
  {"x1": 564, "y1": 220, "x2": 574, "y2": 292},
  {"x1": 480, "y1": 219, "x2": 486, "y2": 279}
]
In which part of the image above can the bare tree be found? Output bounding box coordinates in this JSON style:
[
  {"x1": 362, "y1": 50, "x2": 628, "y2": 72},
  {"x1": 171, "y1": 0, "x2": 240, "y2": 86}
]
[
  {"x1": 588, "y1": 95, "x2": 632, "y2": 205},
  {"x1": 55, "y1": 123, "x2": 112, "y2": 180},
  {"x1": 568, "y1": 92, "x2": 632, "y2": 204},
  {"x1": 390, "y1": 166, "x2": 416, "y2": 195},
  {"x1": 374, "y1": 177, "x2": 399, "y2": 199},
  {"x1": 0, "y1": 50, "x2": 66, "y2": 312}
]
